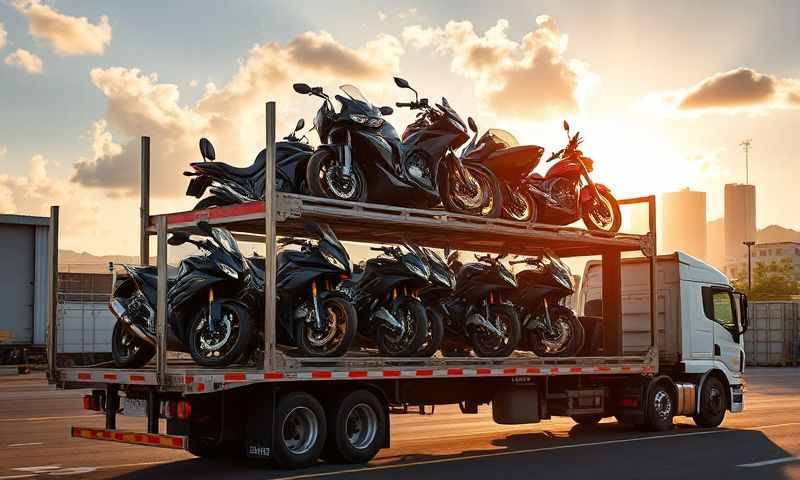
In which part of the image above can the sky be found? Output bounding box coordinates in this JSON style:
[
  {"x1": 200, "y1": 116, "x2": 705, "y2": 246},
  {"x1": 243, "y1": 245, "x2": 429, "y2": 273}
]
[{"x1": 1, "y1": 0, "x2": 799, "y2": 255}]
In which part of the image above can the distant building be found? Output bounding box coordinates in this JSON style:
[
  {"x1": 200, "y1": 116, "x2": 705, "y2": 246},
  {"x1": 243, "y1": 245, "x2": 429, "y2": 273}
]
[
  {"x1": 725, "y1": 241, "x2": 800, "y2": 281},
  {"x1": 660, "y1": 188, "x2": 707, "y2": 260},
  {"x1": 724, "y1": 184, "x2": 756, "y2": 265}
]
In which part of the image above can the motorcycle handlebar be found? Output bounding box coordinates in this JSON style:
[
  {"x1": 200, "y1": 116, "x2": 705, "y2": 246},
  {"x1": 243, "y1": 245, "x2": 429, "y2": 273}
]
[{"x1": 396, "y1": 102, "x2": 413, "y2": 108}]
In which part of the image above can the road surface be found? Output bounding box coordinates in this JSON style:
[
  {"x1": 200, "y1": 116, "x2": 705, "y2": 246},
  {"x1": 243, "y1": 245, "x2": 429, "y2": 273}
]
[{"x1": 0, "y1": 368, "x2": 798, "y2": 479}]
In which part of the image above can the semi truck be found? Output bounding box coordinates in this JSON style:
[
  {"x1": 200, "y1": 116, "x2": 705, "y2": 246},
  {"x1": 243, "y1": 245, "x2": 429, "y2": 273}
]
[{"x1": 48, "y1": 104, "x2": 747, "y2": 470}]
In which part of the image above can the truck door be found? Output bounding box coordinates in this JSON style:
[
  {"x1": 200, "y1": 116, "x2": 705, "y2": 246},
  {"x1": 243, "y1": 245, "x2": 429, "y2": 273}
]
[{"x1": 702, "y1": 287, "x2": 742, "y2": 373}]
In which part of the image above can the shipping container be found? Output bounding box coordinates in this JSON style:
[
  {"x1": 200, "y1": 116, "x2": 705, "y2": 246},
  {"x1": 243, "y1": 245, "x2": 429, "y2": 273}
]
[{"x1": 744, "y1": 301, "x2": 799, "y2": 366}]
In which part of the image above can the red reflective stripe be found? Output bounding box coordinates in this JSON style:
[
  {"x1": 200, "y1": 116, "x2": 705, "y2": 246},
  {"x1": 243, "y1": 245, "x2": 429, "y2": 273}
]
[
  {"x1": 130, "y1": 374, "x2": 145, "y2": 382},
  {"x1": 197, "y1": 383, "x2": 206, "y2": 392},
  {"x1": 621, "y1": 367, "x2": 632, "y2": 372},
  {"x1": 504, "y1": 368, "x2": 517, "y2": 375},
  {"x1": 447, "y1": 368, "x2": 463, "y2": 376},
  {"x1": 416, "y1": 369, "x2": 433, "y2": 377},
  {"x1": 147, "y1": 435, "x2": 160, "y2": 445},
  {"x1": 171, "y1": 437, "x2": 184, "y2": 447},
  {"x1": 348, "y1": 371, "x2": 368, "y2": 378},
  {"x1": 184, "y1": 376, "x2": 193, "y2": 385},
  {"x1": 570, "y1": 367, "x2": 582, "y2": 373},
  {"x1": 383, "y1": 370, "x2": 401, "y2": 377},
  {"x1": 312, "y1": 371, "x2": 332, "y2": 379},
  {"x1": 224, "y1": 373, "x2": 246, "y2": 382},
  {"x1": 209, "y1": 201, "x2": 264, "y2": 219},
  {"x1": 476, "y1": 368, "x2": 491, "y2": 375},
  {"x1": 526, "y1": 367, "x2": 540, "y2": 374},
  {"x1": 165, "y1": 211, "x2": 199, "y2": 224},
  {"x1": 78, "y1": 373, "x2": 91, "y2": 380},
  {"x1": 550, "y1": 367, "x2": 560, "y2": 373},
  {"x1": 264, "y1": 372, "x2": 284, "y2": 380},
  {"x1": 103, "y1": 373, "x2": 117, "y2": 380},
  {"x1": 595, "y1": 366, "x2": 611, "y2": 372},
  {"x1": 114, "y1": 432, "x2": 124, "y2": 440}
]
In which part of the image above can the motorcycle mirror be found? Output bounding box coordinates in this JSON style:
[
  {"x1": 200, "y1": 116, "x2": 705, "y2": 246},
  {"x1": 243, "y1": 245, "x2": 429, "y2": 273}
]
[
  {"x1": 196, "y1": 220, "x2": 213, "y2": 236},
  {"x1": 293, "y1": 83, "x2": 312, "y2": 95},
  {"x1": 294, "y1": 118, "x2": 305, "y2": 132},
  {"x1": 168, "y1": 231, "x2": 190, "y2": 246},
  {"x1": 379, "y1": 106, "x2": 394, "y2": 116},
  {"x1": 563, "y1": 120, "x2": 570, "y2": 132},
  {"x1": 467, "y1": 117, "x2": 478, "y2": 133},
  {"x1": 394, "y1": 77, "x2": 410, "y2": 89},
  {"x1": 199, "y1": 137, "x2": 215, "y2": 161}
]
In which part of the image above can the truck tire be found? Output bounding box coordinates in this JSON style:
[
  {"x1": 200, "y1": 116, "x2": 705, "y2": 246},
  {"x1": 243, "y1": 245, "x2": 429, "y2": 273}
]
[
  {"x1": 324, "y1": 389, "x2": 387, "y2": 464},
  {"x1": 273, "y1": 392, "x2": 327, "y2": 469},
  {"x1": 693, "y1": 376, "x2": 726, "y2": 428},
  {"x1": 571, "y1": 414, "x2": 603, "y2": 425},
  {"x1": 643, "y1": 382, "x2": 675, "y2": 431}
]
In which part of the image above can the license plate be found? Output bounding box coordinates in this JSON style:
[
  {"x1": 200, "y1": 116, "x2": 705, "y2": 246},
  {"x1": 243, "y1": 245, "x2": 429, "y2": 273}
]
[
  {"x1": 122, "y1": 398, "x2": 148, "y2": 417},
  {"x1": 186, "y1": 176, "x2": 210, "y2": 197}
]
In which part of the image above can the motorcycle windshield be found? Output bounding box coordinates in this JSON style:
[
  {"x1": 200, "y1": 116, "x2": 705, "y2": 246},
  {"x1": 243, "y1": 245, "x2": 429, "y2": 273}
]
[
  {"x1": 484, "y1": 129, "x2": 519, "y2": 148},
  {"x1": 438, "y1": 97, "x2": 467, "y2": 130},
  {"x1": 338, "y1": 84, "x2": 381, "y2": 116},
  {"x1": 310, "y1": 223, "x2": 352, "y2": 273},
  {"x1": 212, "y1": 227, "x2": 241, "y2": 255}
]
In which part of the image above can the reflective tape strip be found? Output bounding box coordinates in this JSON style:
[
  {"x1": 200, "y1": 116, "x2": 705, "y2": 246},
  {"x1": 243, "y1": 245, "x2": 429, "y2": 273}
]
[{"x1": 71, "y1": 427, "x2": 187, "y2": 449}]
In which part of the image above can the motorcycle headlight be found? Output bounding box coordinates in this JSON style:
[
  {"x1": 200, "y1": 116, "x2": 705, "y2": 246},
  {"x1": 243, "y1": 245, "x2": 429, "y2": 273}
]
[
  {"x1": 555, "y1": 273, "x2": 572, "y2": 289},
  {"x1": 431, "y1": 269, "x2": 453, "y2": 288},
  {"x1": 500, "y1": 268, "x2": 517, "y2": 288},
  {"x1": 350, "y1": 114, "x2": 383, "y2": 128},
  {"x1": 321, "y1": 249, "x2": 347, "y2": 271},
  {"x1": 404, "y1": 259, "x2": 430, "y2": 280},
  {"x1": 218, "y1": 263, "x2": 238, "y2": 279}
]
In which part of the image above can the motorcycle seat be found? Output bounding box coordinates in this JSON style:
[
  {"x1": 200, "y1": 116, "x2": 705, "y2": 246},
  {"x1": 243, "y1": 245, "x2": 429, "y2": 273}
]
[
  {"x1": 214, "y1": 150, "x2": 267, "y2": 178},
  {"x1": 483, "y1": 145, "x2": 544, "y2": 179}
]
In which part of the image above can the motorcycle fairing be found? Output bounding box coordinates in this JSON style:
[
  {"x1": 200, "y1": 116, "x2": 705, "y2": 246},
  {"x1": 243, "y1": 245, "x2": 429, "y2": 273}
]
[
  {"x1": 481, "y1": 145, "x2": 545, "y2": 183},
  {"x1": 579, "y1": 183, "x2": 611, "y2": 204}
]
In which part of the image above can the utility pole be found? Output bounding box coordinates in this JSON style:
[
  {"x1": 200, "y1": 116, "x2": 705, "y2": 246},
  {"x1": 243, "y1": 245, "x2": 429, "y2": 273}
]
[
  {"x1": 743, "y1": 240, "x2": 755, "y2": 291},
  {"x1": 740, "y1": 139, "x2": 752, "y2": 184}
]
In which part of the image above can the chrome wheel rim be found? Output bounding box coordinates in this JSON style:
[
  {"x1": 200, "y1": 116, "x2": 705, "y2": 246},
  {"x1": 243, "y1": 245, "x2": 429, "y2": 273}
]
[
  {"x1": 304, "y1": 302, "x2": 347, "y2": 353},
  {"x1": 653, "y1": 390, "x2": 673, "y2": 419},
  {"x1": 282, "y1": 406, "x2": 318, "y2": 455},
  {"x1": 320, "y1": 158, "x2": 360, "y2": 200},
  {"x1": 540, "y1": 317, "x2": 571, "y2": 354},
  {"x1": 118, "y1": 329, "x2": 141, "y2": 358},
  {"x1": 503, "y1": 189, "x2": 531, "y2": 221},
  {"x1": 346, "y1": 403, "x2": 378, "y2": 450},
  {"x1": 589, "y1": 194, "x2": 614, "y2": 231},
  {"x1": 452, "y1": 168, "x2": 495, "y2": 216},
  {"x1": 383, "y1": 307, "x2": 417, "y2": 354}
]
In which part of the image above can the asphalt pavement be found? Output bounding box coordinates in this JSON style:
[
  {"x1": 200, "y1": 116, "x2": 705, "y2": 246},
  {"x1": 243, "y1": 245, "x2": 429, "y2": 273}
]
[{"x1": 0, "y1": 368, "x2": 798, "y2": 479}]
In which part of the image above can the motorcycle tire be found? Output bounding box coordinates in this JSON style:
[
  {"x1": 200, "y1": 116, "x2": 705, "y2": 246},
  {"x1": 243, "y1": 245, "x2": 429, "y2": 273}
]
[
  {"x1": 294, "y1": 294, "x2": 357, "y2": 357},
  {"x1": 441, "y1": 164, "x2": 503, "y2": 218},
  {"x1": 111, "y1": 322, "x2": 154, "y2": 368},
  {"x1": 501, "y1": 186, "x2": 538, "y2": 223},
  {"x1": 376, "y1": 297, "x2": 428, "y2": 357},
  {"x1": 468, "y1": 304, "x2": 521, "y2": 357},
  {"x1": 306, "y1": 150, "x2": 368, "y2": 202},
  {"x1": 582, "y1": 189, "x2": 622, "y2": 233},
  {"x1": 188, "y1": 301, "x2": 254, "y2": 367},
  {"x1": 529, "y1": 305, "x2": 585, "y2": 357},
  {"x1": 417, "y1": 306, "x2": 445, "y2": 357},
  {"x1": 193, "y1": 195, "x2": 227, "y2": 211}
]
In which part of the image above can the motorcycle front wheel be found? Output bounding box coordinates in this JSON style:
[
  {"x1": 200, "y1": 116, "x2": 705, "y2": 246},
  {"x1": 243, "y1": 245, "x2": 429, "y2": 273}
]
[
  {"x1": 306, "y1": 150, "x2": 368, "y2": 202},
  {"x1": 468, "y1": 304, "x2": 521, "y2": 357},
  {"x1": 294, "y1": 295, "x2": 357, "y2": 357},
  {"x1": 417, "y1": 306, "x2": 444, "y2": 357},
  {"x1": 188, "y1": 301, "x2": 254, "y2": 367},
  {"x1": 111, "y1": 322, "x2": 154, "y2": 368},
  {"x1": 376, "y1": 297, "x2": 428, "y2": 357},
  {"x1": 441, "y1": 164, "x2": 503, "y2": 218},
  {"x1": 528, "y1": 305, "x2": 585, "y2": 357},
  {"x1": 581, "y1": 189, "x2": 622, "y2": 233},
  {"x1": 502, "y1": 186, "x2": 538, "y2": 222}
]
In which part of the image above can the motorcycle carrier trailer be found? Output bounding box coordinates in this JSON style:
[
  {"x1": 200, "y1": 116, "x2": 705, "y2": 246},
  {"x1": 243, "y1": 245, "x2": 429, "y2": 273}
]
[{"x1": 46, "y1": 102, "x2": 666, "y2": 469}]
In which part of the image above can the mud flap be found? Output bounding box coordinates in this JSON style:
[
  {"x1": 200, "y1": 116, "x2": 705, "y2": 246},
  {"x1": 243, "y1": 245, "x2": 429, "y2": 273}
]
[
  {"x1": 245, "y1": 387, "x2": 275, "y2": 459},
  {"x1": 492, "y1": 385, "x2": 540, "y2": 424}
]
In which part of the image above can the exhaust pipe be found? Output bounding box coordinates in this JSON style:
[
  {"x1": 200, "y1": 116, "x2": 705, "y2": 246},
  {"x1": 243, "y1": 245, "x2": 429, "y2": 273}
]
[{"x1": 109, "y1": 298, "x2": 156, "y2": 346}]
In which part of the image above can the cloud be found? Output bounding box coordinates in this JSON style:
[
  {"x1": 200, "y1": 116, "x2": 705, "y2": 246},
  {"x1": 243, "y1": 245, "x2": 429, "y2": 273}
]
[
  {"x1": 0, "y1": 145, "x2": 7, "y2": 158},
  {"x1": 4, "y1": 48, "x2": 43, "y2": 74},
  {"x1": 71, "y1": 30, "x2": 403, "y2": 195},
  {"x1": 0, "y1": 22, "x2": 7, "y2": 50},
  {"x1": 12, "y1": 0, "x2": 111, "y2": 56},
  {"x1": 402, "y1": 16, "x2": 595, "y2": 120},
  {"x1": 640, "y1": 68, "x2": 800, "y2": 115}
]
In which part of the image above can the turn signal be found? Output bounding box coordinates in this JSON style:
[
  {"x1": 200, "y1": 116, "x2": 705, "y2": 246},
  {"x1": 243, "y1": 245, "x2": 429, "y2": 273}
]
[{"x1": 166, "y1": 400, "x2": 192, "y2": 420}]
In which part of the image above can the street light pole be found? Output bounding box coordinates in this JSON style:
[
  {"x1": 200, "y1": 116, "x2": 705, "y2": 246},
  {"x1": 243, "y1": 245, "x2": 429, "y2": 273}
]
[{"x1": 743, "y1": 241, "x2": 755, "y2": 291}]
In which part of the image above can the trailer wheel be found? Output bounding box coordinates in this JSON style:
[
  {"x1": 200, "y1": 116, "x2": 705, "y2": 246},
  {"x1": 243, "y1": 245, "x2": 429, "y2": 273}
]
[
  {"x1": 643, "y1": 382, "x2": 675, "y2": 431},
  {"x1": 693, "y1": 376, "x2": 726, "y2": 428},
  {"x1": 324, "y1": 389, "x2": 386, "y2": 464},
  {"x1": 273, "y1": 392, "x2": 327, "y2": 469},
  {"x1": 571, "y1": 414, "x2": 603, "y2": 425}
]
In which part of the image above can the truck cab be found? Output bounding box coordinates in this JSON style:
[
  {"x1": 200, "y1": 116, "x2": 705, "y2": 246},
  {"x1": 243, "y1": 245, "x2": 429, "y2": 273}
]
[{"x1": 580, "y1": 252, "x2": 747, "y2": 425}]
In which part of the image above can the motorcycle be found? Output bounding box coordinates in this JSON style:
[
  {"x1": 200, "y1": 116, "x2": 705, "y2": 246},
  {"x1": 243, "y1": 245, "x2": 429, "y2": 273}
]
[
  {"x1": 416, "y1": 247, "x2": 455, "y2": 356},
  {"x1": 293, "y1": 78, "x2": 502, "y2": 217},
  {"x1": 248, "y1": 223, "x2": 357, "y2": 357},
  {"x1": 438, "y1": 251, "x2": 521, "y2": 357},
  {"x1": 184, "y1": 119, "x2": 314, "y2": 210},
  {"x1": 340, "y1": 242, "x2": 431, "y2": 356},
  {"x1": 509, "y1": 252, "x2": 585, "y2": 357},
  {"x1": 109, "y1": 223, "x2": 255, "y2": 368}
]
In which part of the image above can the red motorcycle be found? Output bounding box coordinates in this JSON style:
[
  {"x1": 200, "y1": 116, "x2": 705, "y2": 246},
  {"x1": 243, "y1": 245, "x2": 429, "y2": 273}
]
[{"x1": 465, "y1": 119, "x2": 621, "y2": 232}]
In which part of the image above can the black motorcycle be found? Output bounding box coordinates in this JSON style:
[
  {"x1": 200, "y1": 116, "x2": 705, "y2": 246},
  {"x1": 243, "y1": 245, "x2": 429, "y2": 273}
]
[
  {"x1": 509, "y1": 251, "x2": 585, "y2": 357},
  {"x1": 184, "y1": 119, "x2": 314, "y2": 210},
  {"x1": 438, "y1": 251, "x2": 521, "y2": 357},
  {"x1": 341, "y1": 243, "x2": 431, "y2": 356},
  {"x1": 109, "y1": 223, "x2": 255, "y2": 368},
  {"x1": 249, "y1": 223, "x2": 357, "y2": 357},
  {"x1": 294, "y1": 78, "x2": 502, "y2": 217},
  {"x1": 417, "y1": 247, "x2": 454, "y2": 356}
]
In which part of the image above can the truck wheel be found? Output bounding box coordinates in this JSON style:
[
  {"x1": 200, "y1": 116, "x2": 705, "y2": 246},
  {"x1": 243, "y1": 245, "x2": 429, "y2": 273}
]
[
  {"x1": 571, "y1": 414, "x2": 603, "y2": 425},
  {"x1": 643, "y1": 382, "x2": 675, "y2": 431},
  {"x1": 324, "y1": 389, "x2": 387, "y2": 464},
  {"x1": 273, "y1": 392, "x2": 327, "y2": 469},
  {"x1": 693, "y1": 376, "x2": 726, "y2": 428}
]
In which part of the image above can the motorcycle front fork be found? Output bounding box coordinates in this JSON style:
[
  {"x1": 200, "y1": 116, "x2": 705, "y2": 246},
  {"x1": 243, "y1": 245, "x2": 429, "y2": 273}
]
[{"x1": 309, "y1": 279, "x2": 335, "y2": 330}]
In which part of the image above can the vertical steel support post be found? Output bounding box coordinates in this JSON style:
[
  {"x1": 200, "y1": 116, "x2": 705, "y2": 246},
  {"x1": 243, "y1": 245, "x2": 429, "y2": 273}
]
[
  {"x1": 601, "y1": 249, "x2": 622, "y2": 355},
  {"x1": 106, "y1": 384, "x2": 118, "y2": 430},
  {"x1": 46, "y1": 206, "x2": 59, "y2": 381},
  {"x1": 156, "y1": 216, "x2": 168, "y2": 386},
  {"x1": 648, "y1": 195, "x2": 658, "y2": 352},
  {"x1": 263, "y1": 102, "x2": 277, "y2": 371},
  {"x1": 140, "y1": 137, "x2": 151, "y2": 265},
  {"x1": 146, "y1": 389, "x2": 159, "y2": 434}
]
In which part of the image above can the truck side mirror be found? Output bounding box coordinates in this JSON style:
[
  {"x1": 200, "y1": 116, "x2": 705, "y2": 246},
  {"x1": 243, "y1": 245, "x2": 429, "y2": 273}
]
[{"x1": 734, "y1": 292, "x2": 749, "y2": 334}]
